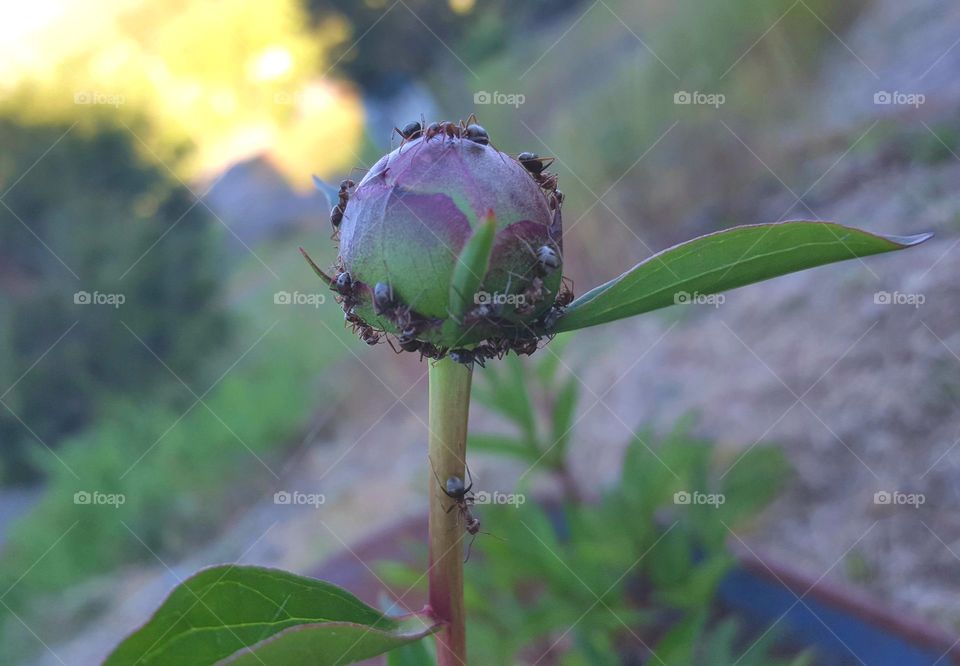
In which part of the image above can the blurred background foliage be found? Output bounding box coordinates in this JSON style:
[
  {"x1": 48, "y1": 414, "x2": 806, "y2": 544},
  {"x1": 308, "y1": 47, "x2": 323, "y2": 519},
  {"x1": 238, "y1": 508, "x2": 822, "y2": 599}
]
[
  {"x1": 381, "y1": 351, "x2": 805, "y2": 664},
  {"x1": 0, "y1": 0, "x2": 949, "y2": 662}
]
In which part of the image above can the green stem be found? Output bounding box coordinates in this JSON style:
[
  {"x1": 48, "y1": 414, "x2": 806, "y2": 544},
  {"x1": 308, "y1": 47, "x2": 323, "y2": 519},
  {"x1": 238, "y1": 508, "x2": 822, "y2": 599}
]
[{"x1": 427, "y1": 357, "x2": 473, "y2": 666}]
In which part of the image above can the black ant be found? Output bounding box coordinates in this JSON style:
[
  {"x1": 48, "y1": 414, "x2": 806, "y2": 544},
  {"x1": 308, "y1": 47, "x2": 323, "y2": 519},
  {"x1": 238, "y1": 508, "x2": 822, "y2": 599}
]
[
  {"x1": 535, "y1": 245, "x2": 560, "y2": 276},
  {"x1": 430, "y1": 457, "x2": 500, "y2": 562},
  {"x1": 517, "y1": 152, "x2": 554, "y2": 175},
  {"x1": 330, "y1": 179, "x2": 355, "y2": 238},
  {"x1": 330, "y1": 270, "x2": 365, "y2": 312},
  {"x1": 372, "y1": 282, "x2": 398, "y2": 317},
  {"x1": 394, "y1": 120, "x2": 423, "y2": 144},
  {"x1": 449, "y1": 347, "x2": 487, "y2": 368},
  {"x1": 517, "y1": 151, "x2": 562, "y2": 208},
  {"x1": 464, "y1": 123, "x2": 489, "y2": 145}
]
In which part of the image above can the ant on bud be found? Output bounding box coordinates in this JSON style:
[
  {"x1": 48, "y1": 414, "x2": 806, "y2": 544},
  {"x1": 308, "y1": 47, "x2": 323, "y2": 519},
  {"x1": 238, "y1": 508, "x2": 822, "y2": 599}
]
[
  {"x1": 535, "y1": 245, "x2": 560, "y2": 275},
  {"x1": 464, "y1": 123, "x2": 489, "y2": 145},
  {"x1": 373, "y1": 282, "x2": 398, "y2": 316},
  {"x1": 394, "y1": 120, "x2": 422, "y2": 143},
  {"x1": 517, "y1": 151, "x2": 561, "y2": 211},
  {"x1": 517, "y1": 152, "x2": 554, "y2": 175},
  {"x1": 330, "y1": 179, "x2": 355, "y2": 238}
]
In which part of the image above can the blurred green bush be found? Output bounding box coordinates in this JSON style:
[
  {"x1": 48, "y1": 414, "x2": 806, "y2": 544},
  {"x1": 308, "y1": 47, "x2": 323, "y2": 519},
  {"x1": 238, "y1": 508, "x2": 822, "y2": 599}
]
[{"x1": 0, "y1": 116, "x2": 229, "y2": 483}]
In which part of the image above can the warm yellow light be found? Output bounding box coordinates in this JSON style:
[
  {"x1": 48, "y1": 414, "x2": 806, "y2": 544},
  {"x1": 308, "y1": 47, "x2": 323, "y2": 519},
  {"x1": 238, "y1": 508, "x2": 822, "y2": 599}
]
[
  {"x1": 250, "y1": 46, "x2": 294, "y2": 81},
  {"x1": 449, "y1": 0, "x2": 475, "y2": 15},
  {"x1": 0, "y1": 0, "x2": 363, "y2": 183}
]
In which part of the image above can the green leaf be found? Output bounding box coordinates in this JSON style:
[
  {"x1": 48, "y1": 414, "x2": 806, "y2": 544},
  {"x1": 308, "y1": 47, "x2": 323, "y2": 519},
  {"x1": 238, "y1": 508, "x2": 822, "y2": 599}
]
[
  {"x1": 448, "y1": 210, "x2": 497, "y2": 322},
  {"x1": 548, "y1": 375, "x2": 580, "y2": 463},
  {"x1": 104, "y1": 565, "x2": 438, "y2": 666},
  {"x1": 468, "y1": 434, "x2": 533, "y2": 462},
  {"x1": 556, "y1": 222, "x2": 932, "y2": 332},
  {"x1": 387, "y1": 638, "x2": 435, "y2": 666}
]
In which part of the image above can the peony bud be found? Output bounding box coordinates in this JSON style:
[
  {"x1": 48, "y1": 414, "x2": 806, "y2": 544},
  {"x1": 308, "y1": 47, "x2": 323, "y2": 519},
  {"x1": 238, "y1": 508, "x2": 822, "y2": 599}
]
[{"x1": 305, "y1": 119, "x2": 570, "y2": 363}]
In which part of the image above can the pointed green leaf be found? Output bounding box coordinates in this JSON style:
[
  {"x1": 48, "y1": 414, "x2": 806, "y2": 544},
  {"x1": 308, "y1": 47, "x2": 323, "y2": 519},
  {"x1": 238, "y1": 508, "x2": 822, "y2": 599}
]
[
  {"x1": 104, "y1": 565, "x2": 438, "y2": 666},
  {"x1": 448, "y1": 210, "x2": 497, "y2": 321},
  {"x1": 468, "y1": 434, "x2": 534, "y2": 462},
  {"x1": 555, "y1": 222, "x2": 932, "y2": 332}
]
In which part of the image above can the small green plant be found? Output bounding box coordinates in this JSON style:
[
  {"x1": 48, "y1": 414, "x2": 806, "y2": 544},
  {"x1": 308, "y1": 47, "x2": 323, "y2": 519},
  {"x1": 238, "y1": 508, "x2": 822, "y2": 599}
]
[
  {"x1": 375, "y1": 351, "x2": 807, "y2": 664},
  {"x1": 107, "y1": 118, "x2": 928, "y2": 664}
]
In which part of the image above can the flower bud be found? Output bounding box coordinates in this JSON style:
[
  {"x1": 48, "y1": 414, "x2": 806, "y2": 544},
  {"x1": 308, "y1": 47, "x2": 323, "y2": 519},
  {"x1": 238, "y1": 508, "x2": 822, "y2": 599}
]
[{"x1": 308, "y1": 119, "x2": 569, "y2": 362}]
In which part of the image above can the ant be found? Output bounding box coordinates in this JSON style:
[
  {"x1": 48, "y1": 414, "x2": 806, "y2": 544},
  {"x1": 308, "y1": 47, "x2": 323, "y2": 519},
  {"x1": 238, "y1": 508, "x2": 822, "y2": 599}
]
[
  {"x1": 373, "y1": 282, "x2": 398, "y2": 317},
  {"x1": 394, "y1": 120, "x2": 423, "y2": 144},
  {"x1": 329, "y1": 179, "x2": 355, "y2": 238},
  {"x1": 300, "y1": 248, "x2": 362, "y2": 312},
  {"x1": 331, "y1": 270, "x2": 364, "y2": 311},
  {"x1": 534, "y1": 244, "x2": 560, "y2": 276},
  {"x1": 509, "y1": 337, "x2": 540, "y2": 356},
  {"x1": 429, "y1": 457, "x2": 500, "y2": 562},
  {"x1": 449, "y1": 347, "x2": 487, "y2": 368},
  {"x1": 457, "y1": 114, "x2": 489, "y2": 146},
  {"x1": 518, "y1": 151, "x2": 562, "y2": 208},
  {"x1": 556, "y1": 276, "x2": 575, "y2": 307},
  {"x1": 517, "y1": 151, "x2": 555, "y2": 175},
  {"x1": 344, "y1": 310, "x2": 381, "y2": 346}
]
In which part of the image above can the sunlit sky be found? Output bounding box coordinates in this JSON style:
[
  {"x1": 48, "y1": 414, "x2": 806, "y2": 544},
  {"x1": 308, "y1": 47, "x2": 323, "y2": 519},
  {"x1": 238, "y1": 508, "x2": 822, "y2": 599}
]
[{"x1": 0, "y1": 0, "x2": 365, "y2": 187}]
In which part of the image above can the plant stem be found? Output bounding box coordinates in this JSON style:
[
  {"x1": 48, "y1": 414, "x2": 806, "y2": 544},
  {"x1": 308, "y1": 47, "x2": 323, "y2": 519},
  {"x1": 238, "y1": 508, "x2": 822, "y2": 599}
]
[{"x1": 428, "y1": 357, "x2": 473, "y2": 666}]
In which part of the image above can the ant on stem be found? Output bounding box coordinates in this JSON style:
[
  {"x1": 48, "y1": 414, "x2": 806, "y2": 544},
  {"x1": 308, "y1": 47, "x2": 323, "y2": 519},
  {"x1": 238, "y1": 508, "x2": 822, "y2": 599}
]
[{"x1": 429, "y1": 457, "x2": 502, "y2": 562}]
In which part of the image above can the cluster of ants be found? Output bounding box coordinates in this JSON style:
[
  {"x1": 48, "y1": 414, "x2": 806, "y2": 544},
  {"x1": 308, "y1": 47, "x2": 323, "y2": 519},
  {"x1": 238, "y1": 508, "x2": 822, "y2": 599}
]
[{"x1": 309, "y1": 117, "x2": 574, "y2": 367}]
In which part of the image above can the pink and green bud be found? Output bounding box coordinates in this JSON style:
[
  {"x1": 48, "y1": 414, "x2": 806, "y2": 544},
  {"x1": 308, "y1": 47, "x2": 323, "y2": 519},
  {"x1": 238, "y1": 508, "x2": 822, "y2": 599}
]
[{"x1": 308, "y1": 119, "x2": 569, "y2": 361}]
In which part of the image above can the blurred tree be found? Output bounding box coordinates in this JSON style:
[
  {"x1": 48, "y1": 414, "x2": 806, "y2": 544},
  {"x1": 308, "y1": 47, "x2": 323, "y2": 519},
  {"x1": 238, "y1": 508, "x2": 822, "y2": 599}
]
[
  {"x1": 308, "y1": 0, "x2": 585, "y2": 94},
  {"x1": 0, "y1": 116, "x2": 229, "y2": 484}
]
